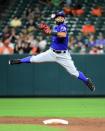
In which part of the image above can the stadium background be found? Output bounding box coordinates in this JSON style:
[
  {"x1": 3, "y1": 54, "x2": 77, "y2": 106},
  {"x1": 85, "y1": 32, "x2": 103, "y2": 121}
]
[
  {"x1": 0, "y1": 0, "x2": 105, "y2": 96},
  {"x1": 0, "y1": 0, "x2": 105, "y2": 131}
]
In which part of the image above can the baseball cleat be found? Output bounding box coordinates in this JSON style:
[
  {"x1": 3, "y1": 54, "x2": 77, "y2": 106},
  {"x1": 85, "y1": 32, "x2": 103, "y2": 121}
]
[
  {"x1": 9, "y1": 59, "x2": 21, "y2": 65},
  {"x1": 86, "y1": 78, "x2": 95, "y2": 92}
]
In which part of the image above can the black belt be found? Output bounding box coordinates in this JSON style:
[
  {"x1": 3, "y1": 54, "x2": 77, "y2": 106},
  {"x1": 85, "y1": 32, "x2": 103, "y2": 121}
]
[{"x1": 52, "y1": 49, "x2": 66, "y2": 54}]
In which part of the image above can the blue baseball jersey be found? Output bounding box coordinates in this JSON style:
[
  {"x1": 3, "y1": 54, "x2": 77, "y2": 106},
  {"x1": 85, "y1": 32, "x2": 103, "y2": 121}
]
[{"x1": 50, "y1": 23, "x2": 68, "y2": 50}]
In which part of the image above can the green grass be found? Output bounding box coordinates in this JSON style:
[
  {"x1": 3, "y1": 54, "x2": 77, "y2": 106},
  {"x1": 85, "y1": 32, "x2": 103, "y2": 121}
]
[
  {"x1": 0, "y1": 98, "x2": 105, "y2": 118},
  {"x1": 0, "y1": 124, "x2": 64, "y2": 131}
]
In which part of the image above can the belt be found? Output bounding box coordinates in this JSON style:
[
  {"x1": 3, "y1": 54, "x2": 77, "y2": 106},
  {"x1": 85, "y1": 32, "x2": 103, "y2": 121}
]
[{"x1": 52, "y1": 49, "x2": 66, "y2": 54}]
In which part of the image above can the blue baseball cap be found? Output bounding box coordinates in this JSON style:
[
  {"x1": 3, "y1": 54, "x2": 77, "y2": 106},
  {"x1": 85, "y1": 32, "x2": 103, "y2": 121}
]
[{"x1": 54, "y1": 12, "x2": 65, "y2": 18}]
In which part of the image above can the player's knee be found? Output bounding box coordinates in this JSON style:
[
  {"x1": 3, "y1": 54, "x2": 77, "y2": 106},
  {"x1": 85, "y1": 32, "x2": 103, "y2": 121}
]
[{"x1": 70, "y1": 71, "x2": 79, "y2": 78}]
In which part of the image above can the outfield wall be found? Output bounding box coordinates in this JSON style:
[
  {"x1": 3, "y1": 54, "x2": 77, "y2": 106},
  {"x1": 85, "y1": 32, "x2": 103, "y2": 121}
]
[{"x1": 0, "y1": 54, "x2": 105, "y2": 97}]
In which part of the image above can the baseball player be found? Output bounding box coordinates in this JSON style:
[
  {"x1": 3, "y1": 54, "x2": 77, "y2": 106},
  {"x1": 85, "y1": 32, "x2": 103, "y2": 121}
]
[{"x1": 9, "y1": 12, "x2": 95, "y2": 91}]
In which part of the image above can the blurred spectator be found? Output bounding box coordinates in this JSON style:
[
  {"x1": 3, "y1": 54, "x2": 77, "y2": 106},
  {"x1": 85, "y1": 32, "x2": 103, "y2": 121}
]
[
  {"x1": 14, "y1": 33, "x2": 39, "y2": 55},
  {"x1": 89, "y1": 46, "x2": 104, "y2": 54},
  {"x1": 26, "y1": 19, "x2": 36, "y2": 33},
  {"x1": 68, "y1": 35, "x2": 85, "y2": 53},
  {"x1": 2, "y1": 26, "x2": 11, "y2": 38},
  {"x1": 10, "y1": 28, "x2": 18, "y2": 43},
  {"x1": 10, "y1": 17, "x2": 22, "y2": 28},
  {"x1": 64, "y1": 4, "x2": 85, "y2": 16},
  {"x1": 26, "y1": 34, "x2": 39, "y2": 54},
  {"x1": 71, "y1": 4, "x2": 85, "y2": 16},
  {"x1": 27, "y1": 10, "x2": 35, "y2": 20},
  {"x1": 74, "y1": 8, "x2": 85, "y2": 16},
  {"x1": 25, "y1": 8, "x2": 33, "y2": 17},
  {"x1": 14, "y1": 42, "x2": 24, "y2": 54},
  {"x1": 27, "y1": 34, "x2": 38, "y2": 47},
  {"x1": 88, "y1": 34, "x2": 96, "y2": 47},
  {"x1": 23, "y1": 43, "x2": 33, "y2": 54},
  {"x1": 76, "y1": 33, "x2": 86, "y2": 54},
  {"x1": 95, "y1": 32, "x2": 105, "y2": 46},
  {"x1": 68, "y1": 35, "x2": 76, "y2": 50},
  {"x1": 72, "y1": 8, "x2": 85, "y2": 16},
  {"x1": 64, "y1": 6, "x2": 71, "y2": 15},
  {"x1": 38, "y1": 36, "x2": 47, "y2": 52},
  {"x1": 81, "y1": 21, "x2": 96, "y2": 35},
  {"x1": 14, "y1": 41, "x2": 37, "y2": 55},
  {"x1": 0, "y1": 38, "x2": 14, "y2": 54},
  {"x1": 91, "y1": 6, "x2": 103, "y2": 17},
  {"x1": 34, "y1": 7, "x2": 41, "y2": 19}
]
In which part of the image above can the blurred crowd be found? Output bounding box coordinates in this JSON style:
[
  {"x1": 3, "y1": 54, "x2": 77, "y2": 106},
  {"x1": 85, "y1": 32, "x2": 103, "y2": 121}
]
[
  {"x1": 69, "y1": 32, "x2": 105, "y2": 54},
  {"x1": 0, "y1": 4, "x2": 48, "y2": 55},
  {"x1": 0, "y1": 0, "x2": 105, "y2": 55}
]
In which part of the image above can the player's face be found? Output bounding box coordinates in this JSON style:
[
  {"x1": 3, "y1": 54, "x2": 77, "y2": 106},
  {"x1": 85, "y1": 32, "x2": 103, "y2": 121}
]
[{"x1": 55, "y1": 16, "x2": 65, "y2": 23}]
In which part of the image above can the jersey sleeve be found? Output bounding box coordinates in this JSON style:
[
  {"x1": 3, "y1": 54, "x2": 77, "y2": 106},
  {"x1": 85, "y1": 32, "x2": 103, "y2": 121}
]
[{"x1": 59, "y1": 25, "x2": 67, "y2": 32}]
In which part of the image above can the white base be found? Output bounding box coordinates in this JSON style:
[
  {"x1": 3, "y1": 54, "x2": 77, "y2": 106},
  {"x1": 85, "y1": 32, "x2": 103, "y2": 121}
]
[{"x1": 43, "y1": 119, "x2": 69, "y2": 125}]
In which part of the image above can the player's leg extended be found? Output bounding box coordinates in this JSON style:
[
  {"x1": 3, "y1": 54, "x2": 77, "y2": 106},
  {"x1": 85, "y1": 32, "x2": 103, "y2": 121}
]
[
  {"x1": 56, "y1": 52, "x2": 95, "y2": 91},
  {"x1": 9, "y1": 49, "x2": 55, "y2": 65}
]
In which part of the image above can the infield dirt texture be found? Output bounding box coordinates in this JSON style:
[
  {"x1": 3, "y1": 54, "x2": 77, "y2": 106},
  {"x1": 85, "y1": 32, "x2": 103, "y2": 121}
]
[{"x1": 0, "y1": 98, "x2": 105, "y2": 131}]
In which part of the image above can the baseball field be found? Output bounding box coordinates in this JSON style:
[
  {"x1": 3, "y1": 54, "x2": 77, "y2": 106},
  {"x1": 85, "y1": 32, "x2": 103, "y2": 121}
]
[{"x1": 0, "y1": 98, "x2": 105, "y2": 131}]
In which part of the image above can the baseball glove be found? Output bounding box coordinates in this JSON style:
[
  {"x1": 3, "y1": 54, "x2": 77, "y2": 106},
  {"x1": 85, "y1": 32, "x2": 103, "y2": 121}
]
[{"x1": 39, "y1": 22, "x2": 51, "y2": 34}]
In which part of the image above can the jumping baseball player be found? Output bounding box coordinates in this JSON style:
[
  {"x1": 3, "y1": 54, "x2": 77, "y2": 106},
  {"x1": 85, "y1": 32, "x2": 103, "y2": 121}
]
[{"x1": 9, "y1": 12, "x2": 95, "y2": 91}]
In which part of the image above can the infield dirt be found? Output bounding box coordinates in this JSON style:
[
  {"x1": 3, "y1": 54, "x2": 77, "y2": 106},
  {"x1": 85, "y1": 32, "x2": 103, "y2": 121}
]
[{"x1": 0, "y1": 117, "x2": 105, "y2": 131}]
